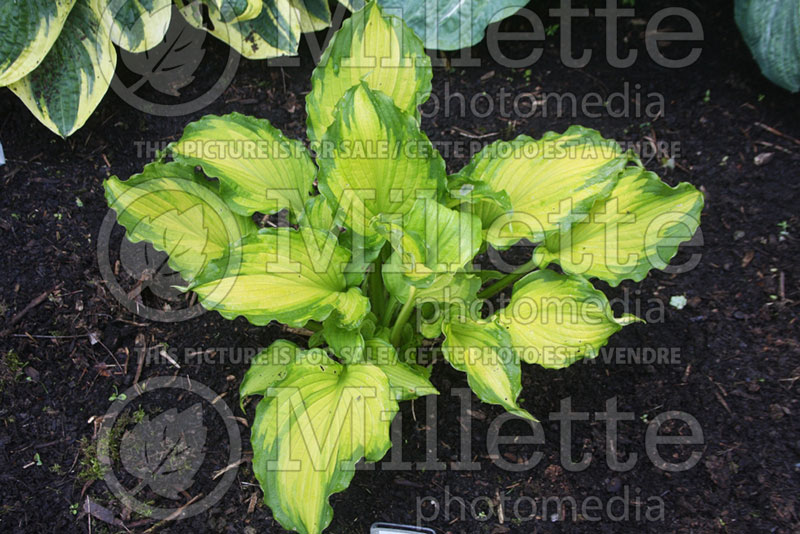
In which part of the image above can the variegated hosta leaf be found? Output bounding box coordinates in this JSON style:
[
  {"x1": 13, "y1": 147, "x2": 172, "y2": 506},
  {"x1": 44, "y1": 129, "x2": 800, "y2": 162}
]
[
  {"x1": 383, "y1": 263, "x2": 481, "y2": 306},
  {"x1": 178, "y1": 0, "x2": 301, "y2": 59},
  {"x1": 189, "y1": 227, "x2": 371, "y2": 328},
  {"x1": 298, "y1": 195, "x2": 338, "y2": 233},
  {"x1": 207, "y1": 0, "x2": 263, "y2": 22},
  {"x1": 450, "y1": 126, "x2": 631, "y2": 249},
  {"x1": 290, "y1": 0, "x2": 331, "y2": 32},
  {"x1": 363, "y1": 338, "x2": 437, "y2": 400},
  {"x1": 536, "y1": 168, "x2": 704, "y2": 286},
  {"x1": 376, "y1": 198, "x2": 482, "y2": 285},
  {"x1": 442, "y1": 317, "x2": 533, "y2": 420},
  {"x1": 168, "y1": 112, "x2": 316, "y2": 217},
  {"x1": 0, "y1": 0, "x2": 76, "y2": 86},
  {"x1": 735, "y1": 0, "x2": 800, "y2": 93},
  {"x1": 317, "y1": 83, "x2": 445, "y2": 241},
  {"x1": 8, "y1": 0, "x2": 117, "y2": 137},
  {"x1": 240, "y1": 340, "x2": 319, "y2": 409},
  {"x1": 444, "y1": 174, "x2": 512, "y2": 211},
  {"x1": 306, "y1": 0, "x2": 432, "y2": 144},
  {"x1": 251, "y1": 354, "x2": 397, "y2": 534},
  {"x1": 98, "y1": 0, "x2": 173, "y2": 53},
  {"x1": 104, "y1": 161, "x2": 256, "y2": 281},
  {"x1": 340, "y1": 0, "x2": 528, "y2": 51},
  {"x1": 322, "y1": 314, "x2": 365, "y2": 363},
  {"x1": 496, "y1": 270, "x2": 640, "y2": 369}
]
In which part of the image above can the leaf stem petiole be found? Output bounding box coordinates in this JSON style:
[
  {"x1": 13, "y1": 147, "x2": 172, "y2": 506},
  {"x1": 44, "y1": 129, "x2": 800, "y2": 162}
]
[
  {"x1": 389, "y1": 287, "x2": 417, "y2": 346},
  {"x1": 477, "y1": 257, "x2": 541, "y2": 300}
]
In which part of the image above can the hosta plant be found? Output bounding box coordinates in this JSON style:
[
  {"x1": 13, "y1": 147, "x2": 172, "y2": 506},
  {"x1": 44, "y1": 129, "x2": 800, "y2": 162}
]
[
  {"x1": 1, "y1": 0, "x2": 529, "y2": 137},
  {"x1": 104, "y1": 2, "x2": 704, "y2": 533},
  {"x1": 0, "y1": 0, "x2": 331, "y2": 137}
]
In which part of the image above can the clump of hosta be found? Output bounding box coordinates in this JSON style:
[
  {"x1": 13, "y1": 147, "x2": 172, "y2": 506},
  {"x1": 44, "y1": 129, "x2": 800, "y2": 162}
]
[{"x1": 104, "y1": 2, "x2": 703, "y2": 533}]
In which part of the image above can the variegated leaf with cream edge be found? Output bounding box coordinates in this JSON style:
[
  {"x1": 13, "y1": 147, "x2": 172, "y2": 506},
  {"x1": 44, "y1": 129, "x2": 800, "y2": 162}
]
[
  {"x1": 168, "y1": 112, "x2": 316, "y2": 218},
  {"x1": 450, "y1": 126, "x2": 631, "y2": 249},
  {"x1": 98, "y1": 0, "x2": 173, "y2": 54},
  {"x1": 376, "y1": 198, "x2": 482, "y2": 287},
  {"x1": 322, "y1": 313, "x2": 366, "y2": 363},
  {"x1": 495, "y1": 270, "x2": 641, "y2": 369},
  {"x1": 373, "y1": 199, "x2": 482, "y2": 294},
  {"x1": 363, "y1": 337, "x2": 437, "y2": 400},
  {"x1": 305, "y1": 0, "x2": 432, "y2": 144},
  {"x1": 251, "y1": 353, "x2": 397, "y2": 534},
  {"x1": 317, "y1": 83, "x2": 445, "y2": 242},
  {"x1": 178, "y1": 0, "x2": 301, "y2": 59},
  {"x1": 535, "y1": 167, "x2": 705, "y2": 286},
  {"x1": 206, "y1": 0, "x2": 263, "y2": 22},
  {"x1": 0, "y1": 0, "x2": 76, "y2": 86},
  {"x1": 104, "y1": 161, "x2": 256, "y2": 281},
  {"x1": 189, "y1": 226, "x2": 370, "y2": 328},
  {"x1": 240, "y1": 340, "x2": 311, "y2": 410},
  {"x1": 442, "y1": 317, "x2": 533, "y2": 420},
  {"x1": 8, "y1": 0, "x2": 117, "y2": 138},
  {"x1": 290, "y1": 0, "x2": 331, "y2": 32}
]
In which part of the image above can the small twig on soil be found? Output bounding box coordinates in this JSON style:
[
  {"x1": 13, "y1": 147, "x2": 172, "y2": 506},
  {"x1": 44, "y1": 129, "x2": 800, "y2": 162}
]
[
  {"x1": 212, "y1": 456, "x2": 251, "y2": 480},
  {"x1": 133, "y1": 336, "x2": 146, "y2": 395},
  {"x1": 143, "y1": 493, "x2": 202, "y2": 533},
  {"x1": 756, "y1": 140, "x2": 795, "y2": 155},
  {"x1": 247, "y1": 492, "x2": 258, "y2": 515},
  {"x1": 282, "y1": 325, "x2": 315, "y2": 337},
  {"x1": 1, "y1": 283, "x2": 62, "y2": 336},
  {"x1": 451, "y1": 126, "x2": 499, "y2": 140},
  {"x1": 82, "y1": 497, "x2": 127, "y2": 530},
  {"x1": 9, "y1": 334, "x2": 85, "y2": 339},
  {"x1": 754, "y1": 122, "x2": 800, "y2": 147}
]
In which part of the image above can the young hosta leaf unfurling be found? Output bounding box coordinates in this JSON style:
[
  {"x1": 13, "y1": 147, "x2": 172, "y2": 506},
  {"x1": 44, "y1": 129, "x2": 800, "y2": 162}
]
[
  {"x1": 496, "y1": 270, "x2": 641, "y2": 369},
  {"x1": 104, "y1": 161, "x2": 256, "y2": 281},
  {"x1": 169, "y1": 112, "x2": 316, "y2": 218},
  {"x1": 316, "y1": 83, "x2": 445, "y2": 241},
  {"x1": 376, "y1": 199, "x2": 482, "y2": 286},
  {"x1": 536, "y1": 168, "x2": 704, "y2": 286},
  {"x1": 189, "y1": 227, "x2": 370, "y2": 328},
  {"x1": 251, "y1": 354, "x2": 397, "y2": 534},
  {"x1": 306, "y1": 0, "x2": 432, "y2": 144},
  {"x1": 450, "y1": 126, "x2": 631, "y2": 249},
  {"x1": 442, "y1": 318, "x2": 533, "y2": 420}
]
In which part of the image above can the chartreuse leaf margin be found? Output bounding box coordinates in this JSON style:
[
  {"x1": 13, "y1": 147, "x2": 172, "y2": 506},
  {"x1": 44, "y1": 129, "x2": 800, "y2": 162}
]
[{"x1": 103, "y1": 3, "x2": 704, "y2": 532}]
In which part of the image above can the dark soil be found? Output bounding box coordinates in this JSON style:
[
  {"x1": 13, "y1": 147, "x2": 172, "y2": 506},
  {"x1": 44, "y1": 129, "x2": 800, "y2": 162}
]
[{"x1": 1, "y1": 1, "x2": 799, "y2": 533}]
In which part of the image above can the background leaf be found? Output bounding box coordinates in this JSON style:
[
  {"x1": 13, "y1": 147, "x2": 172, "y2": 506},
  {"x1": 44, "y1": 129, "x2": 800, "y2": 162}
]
[
  {"x1": 119, "y1": 5, "x2": 206, "y2": 96},
  {"x1": 736, "y1": 0, "x2": 800, "y2": 92}
]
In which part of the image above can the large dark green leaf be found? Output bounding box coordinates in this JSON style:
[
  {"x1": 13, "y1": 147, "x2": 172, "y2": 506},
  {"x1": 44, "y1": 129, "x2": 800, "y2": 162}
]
[{"x1": 736, "y1": 0, "x2": 800, "y2": 92}]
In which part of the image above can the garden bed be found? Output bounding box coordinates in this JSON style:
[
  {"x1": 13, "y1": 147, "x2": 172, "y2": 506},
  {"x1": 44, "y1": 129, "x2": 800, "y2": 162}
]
[{"x1": 0, "y1": 1, "x2": 798, "y2": 532}]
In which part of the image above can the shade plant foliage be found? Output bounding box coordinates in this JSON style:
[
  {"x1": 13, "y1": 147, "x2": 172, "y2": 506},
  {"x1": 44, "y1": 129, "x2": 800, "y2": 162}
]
[
  {"x1": 735, "y1": 0, "x2": 800, "y2": 93},
  {"x1": 103, "y1": 2, "x2": 704, "y2": 532},
  {"x1": 0, "y1": 0, "x2": 528, "y2": 137}
]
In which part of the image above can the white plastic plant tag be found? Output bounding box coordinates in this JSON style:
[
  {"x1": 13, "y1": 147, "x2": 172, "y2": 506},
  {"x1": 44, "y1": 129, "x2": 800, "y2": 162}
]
[
  {"x1": 0, "y1": 141, "x2": 5, "y2": 166},
  {"x1": 370, "y1": 523, "x2": 435, "y2": 534}
]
